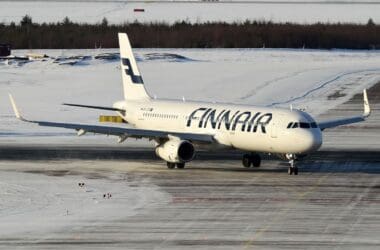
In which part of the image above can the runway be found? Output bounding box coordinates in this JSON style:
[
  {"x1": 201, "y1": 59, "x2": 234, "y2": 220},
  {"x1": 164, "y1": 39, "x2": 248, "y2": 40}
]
[{"x1": 0, "y1": 146, "x2": 379, "y2": 249}]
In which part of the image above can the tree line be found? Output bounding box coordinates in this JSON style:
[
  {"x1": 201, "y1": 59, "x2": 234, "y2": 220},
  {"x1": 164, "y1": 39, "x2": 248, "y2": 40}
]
[{"x1": 0, "y1": 15, "x2": 379, "y2": 49}]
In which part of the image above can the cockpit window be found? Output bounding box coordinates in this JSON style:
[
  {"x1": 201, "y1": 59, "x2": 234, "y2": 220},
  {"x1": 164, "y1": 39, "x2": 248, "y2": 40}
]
[
  {"x1": 300, "y1": 122, "x2": 310, "y2": 128},
  {"x1": 287, "y1": 121, "x2": 318, "y2": 129}
]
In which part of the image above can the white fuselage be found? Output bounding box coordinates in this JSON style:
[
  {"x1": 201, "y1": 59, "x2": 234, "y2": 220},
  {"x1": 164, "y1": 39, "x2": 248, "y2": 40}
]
[{"x1": 114, "y1": 99, "x2": 323, "y2": 155}]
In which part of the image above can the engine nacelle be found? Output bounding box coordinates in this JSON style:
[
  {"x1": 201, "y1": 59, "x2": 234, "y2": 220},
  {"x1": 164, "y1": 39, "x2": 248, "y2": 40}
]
[{"x1": 155, "y1": 139, "x2": 195, "y2": 163}]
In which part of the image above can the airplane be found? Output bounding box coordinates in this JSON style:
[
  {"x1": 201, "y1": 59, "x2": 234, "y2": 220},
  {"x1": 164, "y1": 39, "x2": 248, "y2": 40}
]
[{"x1": 9, "y1": 33, "x2": 371, "y2": 175}]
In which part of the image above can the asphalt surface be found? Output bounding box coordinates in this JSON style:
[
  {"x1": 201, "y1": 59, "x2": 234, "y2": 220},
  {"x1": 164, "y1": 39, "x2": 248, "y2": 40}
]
[
  {"x1": 0, "y1": 147, "x2": 379, "y2": 249},
  {"x1": 0, "y1": 145, "x2": 379, "y2": 162}
]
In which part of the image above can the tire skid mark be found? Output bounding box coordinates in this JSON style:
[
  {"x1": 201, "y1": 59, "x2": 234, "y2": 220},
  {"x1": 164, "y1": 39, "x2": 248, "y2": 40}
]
[
  {"x1": 269, "y1": 68, "x2": 380, "y2": 107},
  {"x1": 239, "y1": 68, "x2": 320, "y2": 101}
]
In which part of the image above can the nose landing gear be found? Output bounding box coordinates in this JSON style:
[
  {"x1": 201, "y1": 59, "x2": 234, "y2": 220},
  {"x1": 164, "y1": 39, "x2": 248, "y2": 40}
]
[
  {"x1": 286, "y1": 154, "x2": 298, "y2": 175},
  {"x1": 167, "y1": 162, "x2": 176, "y2": 169},
  {"x1": 287, "y1": 159, "x2": 298, "y2": 175},
  {"x1": 242, "y1": 153, "x2": 261, "y2": 168},
  {"x1": 167, "y1": 162, "x2": 186, "y2": 169}
]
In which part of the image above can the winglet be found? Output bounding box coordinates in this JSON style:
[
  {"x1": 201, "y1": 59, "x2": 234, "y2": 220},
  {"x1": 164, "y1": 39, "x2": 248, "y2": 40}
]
[
  {"x1": 363, "y1": 89, "x2": 371, "y2": 117},
  {"x1": 9, "y1": 94, "x2": 26, "y2": 121}
]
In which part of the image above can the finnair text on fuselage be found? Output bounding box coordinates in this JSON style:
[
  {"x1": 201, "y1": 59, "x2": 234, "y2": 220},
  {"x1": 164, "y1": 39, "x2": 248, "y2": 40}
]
[{"x1": 186, "y1": 108, "x2": 272, "y2": 133}]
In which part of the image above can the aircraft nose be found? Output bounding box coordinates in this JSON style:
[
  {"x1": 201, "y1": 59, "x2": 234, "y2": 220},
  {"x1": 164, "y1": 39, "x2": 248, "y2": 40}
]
[
  {"x1": 298, "y1": 130, "x2": 322, "y2": 153},
  {"x1": 305, "y1": 130, "x2": 322, "y2": 152}
]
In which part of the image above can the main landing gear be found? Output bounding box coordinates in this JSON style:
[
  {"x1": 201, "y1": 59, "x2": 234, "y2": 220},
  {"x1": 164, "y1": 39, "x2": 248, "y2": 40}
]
[
  {"x1": 167, "y1": 162, "x2": 185, "y2": 169},
  {"x1": 242, "y1": 153, "x2": 261, "y2": 168},
  {"x1": 286, "y1": 154, "x2": 298, "y2": 175}
]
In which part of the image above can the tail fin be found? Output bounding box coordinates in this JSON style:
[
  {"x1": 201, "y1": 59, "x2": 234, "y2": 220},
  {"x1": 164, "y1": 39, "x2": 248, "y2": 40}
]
[{"x1": 118, "y1": 33, "x2": 150, "y2": 100}]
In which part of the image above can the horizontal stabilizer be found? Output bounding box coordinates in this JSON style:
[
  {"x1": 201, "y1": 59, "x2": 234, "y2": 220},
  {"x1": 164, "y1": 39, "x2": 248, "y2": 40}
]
[{"x1": 63, "y1": 103, "x2": 124, "y2": 112}]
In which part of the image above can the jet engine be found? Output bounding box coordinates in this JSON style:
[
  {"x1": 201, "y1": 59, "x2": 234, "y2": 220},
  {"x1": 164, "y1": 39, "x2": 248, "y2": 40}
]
[{"x1": 155, "y1": 139, "x2": 195, "y2": 163}]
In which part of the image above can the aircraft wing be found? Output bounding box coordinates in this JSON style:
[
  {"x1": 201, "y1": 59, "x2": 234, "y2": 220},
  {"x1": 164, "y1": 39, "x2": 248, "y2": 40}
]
[
  {"x1": 318, "y1": 89, "x2": 371, "y2": 131},
  {"x1": 9, "y1": 95, "x2": 214, "y2": 143}
]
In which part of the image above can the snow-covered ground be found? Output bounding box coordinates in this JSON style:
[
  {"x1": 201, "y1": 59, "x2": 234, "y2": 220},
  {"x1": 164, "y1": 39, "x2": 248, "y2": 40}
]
[
  {"x1": 0, "y1": 1, "x2": 379, "y2": 24},
  {"x1": 1, "y1": 48, "x2": 380, "y2": 145},
  {"x1": 0, "y1": 160, "x2": 169, "y2": 238}
]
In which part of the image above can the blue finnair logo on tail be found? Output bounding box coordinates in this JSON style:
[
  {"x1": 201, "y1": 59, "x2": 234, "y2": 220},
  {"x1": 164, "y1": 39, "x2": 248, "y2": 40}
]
[{"x1": 122, "y1": 58, "x2": 144, "y2": 84}]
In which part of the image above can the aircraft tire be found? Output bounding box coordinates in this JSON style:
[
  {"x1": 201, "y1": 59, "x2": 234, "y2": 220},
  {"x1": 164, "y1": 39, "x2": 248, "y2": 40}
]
[
  {"x1": 251, "y1": 154, "x2": 261, "y2": 167},
  {"x1": 167, "y1": 162, "x2": 176, "y2": 169},
  {"x1": 176, "y1": 163, "x2": 185, "y2": 169},
  {"x1": 288, "y1": 167, "x2": 293, "y2": 175},
  {"x1": 294, "y1": 167, "x2": 298, "y2": 175},
  {"x1": 242, "y1": 154, "x2": 251, "y2": 168}
]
